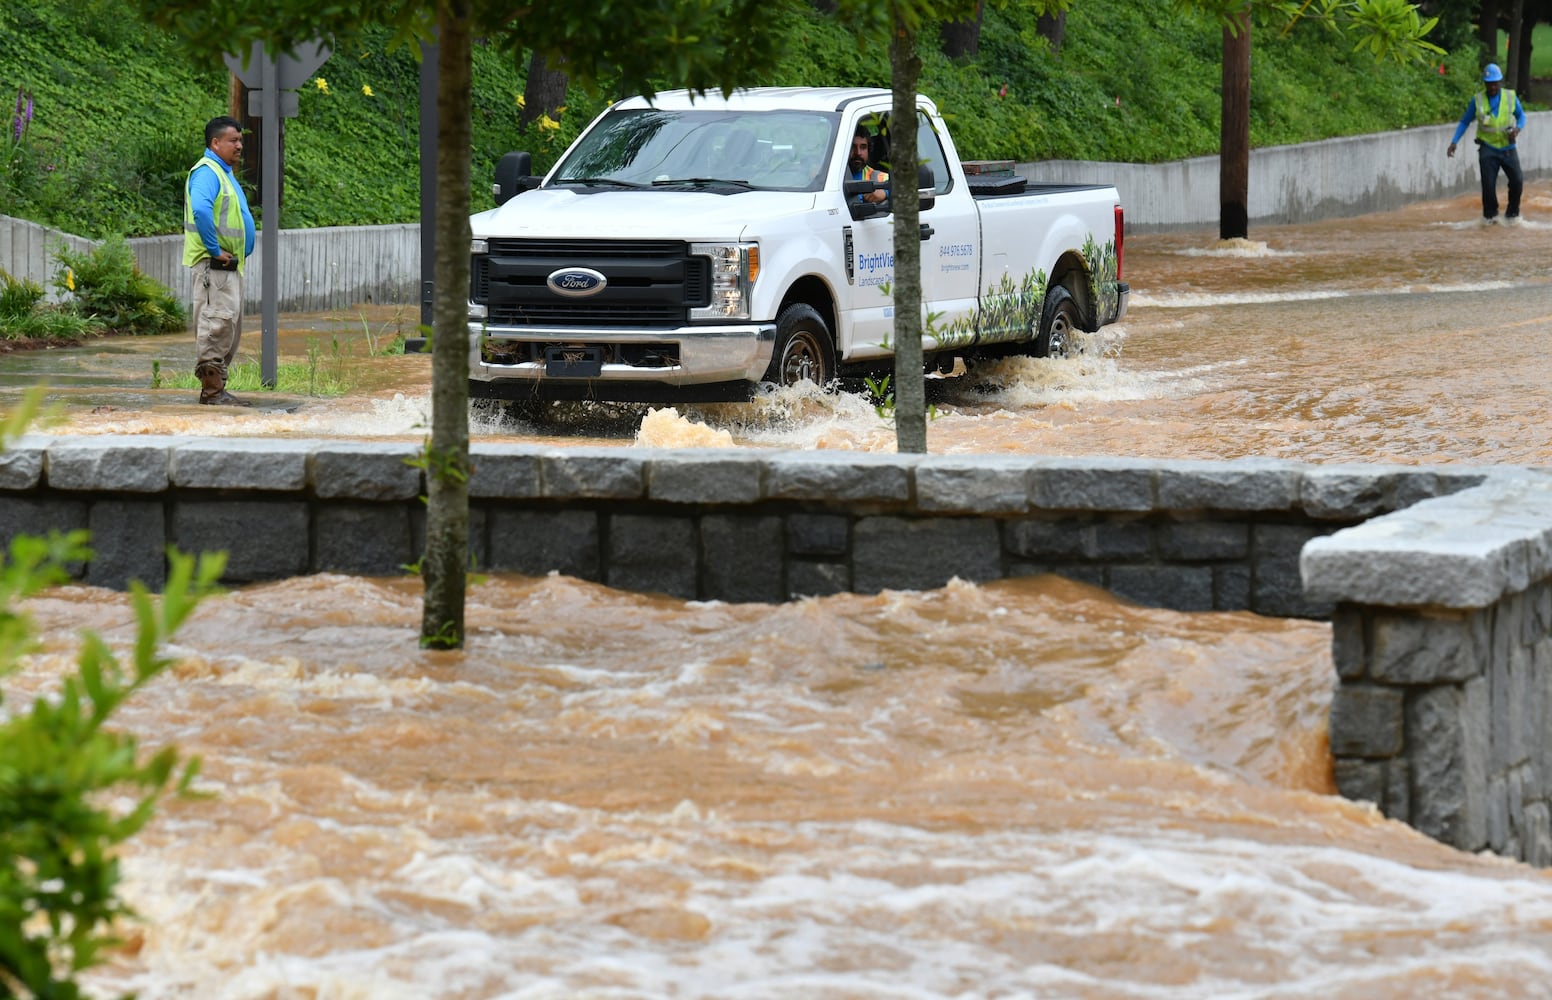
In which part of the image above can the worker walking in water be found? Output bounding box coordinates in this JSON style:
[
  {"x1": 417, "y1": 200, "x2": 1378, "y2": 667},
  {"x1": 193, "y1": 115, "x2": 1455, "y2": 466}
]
[{"x1": 1447, "y1": 63, "x2": 1526, "y2": 225}]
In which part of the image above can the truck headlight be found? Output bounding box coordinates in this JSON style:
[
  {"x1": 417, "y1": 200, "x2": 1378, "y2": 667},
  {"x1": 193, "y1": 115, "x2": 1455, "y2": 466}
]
[{"x1": 690, "y1": 242, "x2": 758, "y2": 321}]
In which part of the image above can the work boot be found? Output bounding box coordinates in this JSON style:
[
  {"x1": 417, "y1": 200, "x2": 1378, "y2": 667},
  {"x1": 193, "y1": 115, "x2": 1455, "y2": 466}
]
[
  {"x1": 196, "y1": 364, "x2": 252, "y2": 407},
  {"x1": 200, "y1": 389, "x2": 252, "y2": 406}
]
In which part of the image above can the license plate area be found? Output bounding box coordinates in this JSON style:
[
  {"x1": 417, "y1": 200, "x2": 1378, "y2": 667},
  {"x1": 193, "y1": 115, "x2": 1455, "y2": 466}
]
[{"x1": 544, "y1": 346, "x2": 604, "y2": 378}]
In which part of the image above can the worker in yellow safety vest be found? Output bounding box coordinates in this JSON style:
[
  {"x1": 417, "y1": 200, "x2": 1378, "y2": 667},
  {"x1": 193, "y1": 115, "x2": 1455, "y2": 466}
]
[
  {"x1": 183, "y1": 115, "x2": 257, "y2": 405},
  {"x1": 1447, "y1": 63, "x2": 1526, "y2": 225}
]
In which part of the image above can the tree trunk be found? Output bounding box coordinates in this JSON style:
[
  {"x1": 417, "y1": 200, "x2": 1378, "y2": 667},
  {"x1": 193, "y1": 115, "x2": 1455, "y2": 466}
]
[
  {"x1": 940, "y1": 0, "x2": 985, "y2": 59},
  {"x1": 1219, "y1": 6, "x2": 1251, "y2": 241},
  {"x1": 1036, "y1": 11, "x2": 1067, "y2": 55},
  {"x1": 1480, "y1": 0, "x2": 1503, "y2": 58},
  {"x1": 520, "y1": 50, "x2": 568, "y2": 127},
  {"x1": 889, "y1": 24, "x2": 927, "y2": 455},
  {"x1": 1513, "y1": 1, "x2": 1536, "y2": 92},
  {"x1": 421, "y1": 0, "x2": 472, "y2": 649},
  {"x1": 1507, "y1": 0, "x2": 1527, "y2": 90}
]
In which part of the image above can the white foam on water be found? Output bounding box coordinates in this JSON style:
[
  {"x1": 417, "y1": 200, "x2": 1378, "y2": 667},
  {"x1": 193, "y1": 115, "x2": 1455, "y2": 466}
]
[
  {"x1": 634, "y1": 406, "x2": 735, "y2": 448},
  {"x1": 1133, "y1": 289, "x2": 1351, "y2": 308},
  {"x1": 1133, "y1": 279, "x2": 1522, "y2": 309},
  {"x1": 100, "y1": 819, "x2": 1552, "y2": 998},
  {"x1": 1168, "y1": 239, "x2": 1304, "y2": 258},
  {"x1": 935, "y1": 353, "x2": 1185, "y2": 408},
  {"x1": 1397, "y1": 279, "x2": 1518, "y2": 294}
]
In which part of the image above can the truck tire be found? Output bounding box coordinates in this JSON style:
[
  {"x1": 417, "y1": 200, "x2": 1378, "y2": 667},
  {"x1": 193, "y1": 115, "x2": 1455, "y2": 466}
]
[
  {"x1": 765, "y1": 303, "x2": 836, "y2": 389},
  {"x1": 1035, "y1": 285, "x2": 1081, "y2": 359}
]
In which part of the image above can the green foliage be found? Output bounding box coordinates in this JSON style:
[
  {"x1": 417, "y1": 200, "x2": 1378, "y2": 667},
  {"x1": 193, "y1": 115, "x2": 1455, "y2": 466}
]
[
  {"x1": 51, "y1": 235, "x2": 186, "y2": 335},
  {"x1": 0, "y1": 2, "x2": 221, "y2": 235},
  {"x1": 0, "y1": 0, "x2": 1485, "y2": 237},
  {"x1": 0, "y1": 389, "x2": 223, "y2": 998},
  {"x1": 864, "y1": 372, "x2": 896, "y2": 418},
  {"x1": 0, "y1": 269, "x2": 102, "y2": 341},
  {"x1": 160, "y1": 323, "x2": 408, "y2": 395},
  {"x1": 0, "y1": 306, "x2": 98, "y2": 342},
  {"x1": 0, "y1": 271, "x2": 43, "y2": 319},
  {"x1": 163, "y1": 356, "x2": 350, "y2": 397}
]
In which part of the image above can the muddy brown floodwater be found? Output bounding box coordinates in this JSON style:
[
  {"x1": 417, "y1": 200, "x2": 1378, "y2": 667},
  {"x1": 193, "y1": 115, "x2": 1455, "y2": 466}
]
[
  {"x1": 23, "y1": 181, "x2": 1552, "y2": 463},
  {"x1": 10, "y1": 185, "x2": 1552, "y2": 999}
]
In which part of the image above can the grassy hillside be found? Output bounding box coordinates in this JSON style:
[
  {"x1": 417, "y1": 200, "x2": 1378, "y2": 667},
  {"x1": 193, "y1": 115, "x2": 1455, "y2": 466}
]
[{"x1": 0, "y1": 0, "x2": 1485, "y2": 239}]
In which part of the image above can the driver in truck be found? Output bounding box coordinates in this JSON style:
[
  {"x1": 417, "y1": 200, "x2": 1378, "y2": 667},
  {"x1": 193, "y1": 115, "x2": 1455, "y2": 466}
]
[{"x1": 848, "y1": 125, "x2": 888, "y2": 205}]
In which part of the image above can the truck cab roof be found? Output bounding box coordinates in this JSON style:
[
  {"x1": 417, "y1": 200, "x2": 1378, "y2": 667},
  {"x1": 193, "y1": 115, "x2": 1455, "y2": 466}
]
[{"x1": 613, "y1": 87, "x2": 935, "y2": 116}]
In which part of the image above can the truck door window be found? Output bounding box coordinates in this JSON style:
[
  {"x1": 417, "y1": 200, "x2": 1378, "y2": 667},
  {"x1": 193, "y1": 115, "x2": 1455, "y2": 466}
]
[{"x1": 916, "y1": 112, "x2": 952, "y2": 196}]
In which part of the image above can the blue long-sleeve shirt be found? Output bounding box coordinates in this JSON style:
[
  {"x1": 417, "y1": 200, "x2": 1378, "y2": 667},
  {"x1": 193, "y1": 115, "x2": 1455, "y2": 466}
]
[
  {"x1": 188, "y1": 151, "x2": 256, "y2": 257},
  {"x1": 1451, "y1": 91, "x2": 1527, "y2": 146}
]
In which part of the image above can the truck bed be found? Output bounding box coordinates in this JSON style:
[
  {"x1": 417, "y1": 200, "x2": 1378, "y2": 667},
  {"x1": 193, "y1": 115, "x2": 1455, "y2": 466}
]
[{"x1": 968, "y1": 175, "x2": 1117, "y2": 199}]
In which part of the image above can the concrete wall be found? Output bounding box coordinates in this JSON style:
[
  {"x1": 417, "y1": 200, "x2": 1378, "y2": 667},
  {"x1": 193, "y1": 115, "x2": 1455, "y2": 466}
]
[
  {"x1": 0, "y1": 217, "x2": 419, "y2": 314},
  {"x1": 1304, "y1": 474, "x2": 1552, "y2": 866},
  {"x1": 1022, "y1": 112, "x2": 1552, "y2": 232},
  {"x1": 5, "y1": 113, "x2": 1550, "y2": 308},
  {"x1": 0, "y1": 216, "x2": 96, "y2": 300}
]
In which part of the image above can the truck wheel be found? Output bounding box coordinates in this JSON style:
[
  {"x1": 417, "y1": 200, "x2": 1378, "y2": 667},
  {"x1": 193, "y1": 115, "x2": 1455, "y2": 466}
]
[
  {"x1": 1035, "y1": 286, "x2": 1081, "y2": 359},
  {"x1": 765, "y1": 303, "x2": 836, "y2": 388}
]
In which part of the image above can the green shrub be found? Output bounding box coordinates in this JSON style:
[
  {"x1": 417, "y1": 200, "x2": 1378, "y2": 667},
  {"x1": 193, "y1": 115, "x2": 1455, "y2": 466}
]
[
  {"x1": 0, "y1": 269, "x2": 102, "y2": 341},
  {"x1": 0, "y1": 390, "x2": 223, "y2": 998},
  {"x1": 0, "y1": 306, "x2": 98, "y2": 341},
  {"x1": 51, "y1": 235, "x2": 186, "y2": 336},
  {"x1": 0, "y1": 271, "x2": 43, "y2": 319}
]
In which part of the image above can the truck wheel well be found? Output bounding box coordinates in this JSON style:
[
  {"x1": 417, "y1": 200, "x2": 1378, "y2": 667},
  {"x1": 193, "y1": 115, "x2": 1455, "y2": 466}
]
[
  {"x1": 778, "y1": 277, "x2": 836, "y2": 342},
  {"x1": 1049, "y1": 252, "x2": 1095, "y2": 331}
]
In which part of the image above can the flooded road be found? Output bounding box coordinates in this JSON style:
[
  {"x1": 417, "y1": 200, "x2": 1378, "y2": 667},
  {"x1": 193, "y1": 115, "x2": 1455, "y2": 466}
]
[
  {"x1": 10, "y1": 185, "x2": 1552, "y2": 998},
  {"x1": 22, "y1": 182, "x2": 1552, "y2": 463}
]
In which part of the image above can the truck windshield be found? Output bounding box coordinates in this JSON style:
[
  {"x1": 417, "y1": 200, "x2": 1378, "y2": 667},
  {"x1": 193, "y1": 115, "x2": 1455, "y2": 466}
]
[{"x1": 551, "y1": 109, "x2": 840, "y2": 193}]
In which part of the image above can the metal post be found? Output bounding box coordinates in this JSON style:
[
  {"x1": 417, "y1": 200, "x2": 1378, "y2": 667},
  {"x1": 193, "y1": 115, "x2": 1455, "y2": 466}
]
[{"x1": 260, "y1": 53, "x2": 280, "y2": 387}]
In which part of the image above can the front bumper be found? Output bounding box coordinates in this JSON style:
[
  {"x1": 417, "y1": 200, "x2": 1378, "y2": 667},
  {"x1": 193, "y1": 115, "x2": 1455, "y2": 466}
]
[{"x1": 467, "y1": 321, "x2": 777, "y2": 402}]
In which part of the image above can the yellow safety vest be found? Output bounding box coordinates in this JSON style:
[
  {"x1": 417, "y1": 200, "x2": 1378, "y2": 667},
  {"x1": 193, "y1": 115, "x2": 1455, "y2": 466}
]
[
  {"x1": 852, "y1": 164, "x2": 888, "y2": 202},
  {"x1": 1475, "y1": 88, "x2": 1518, "y2": 148},
  {"x1": 183, "y1": 157, "x2": 247, "y2": 270}
]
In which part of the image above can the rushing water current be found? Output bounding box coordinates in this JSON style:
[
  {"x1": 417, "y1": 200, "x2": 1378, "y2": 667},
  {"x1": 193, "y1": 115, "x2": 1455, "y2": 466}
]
[{"x1": 10, "y1": 185, "x2": 1552, "y2": 998}]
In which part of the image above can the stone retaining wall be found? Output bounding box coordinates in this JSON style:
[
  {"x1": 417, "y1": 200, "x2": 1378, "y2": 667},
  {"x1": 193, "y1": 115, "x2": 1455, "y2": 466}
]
[
  {"x1": 1304, "y1": 473, "x2": 1552, "y2": 865},
  {"x1": 0, "y1": 437, "x2": 1485, "y2": 615}
]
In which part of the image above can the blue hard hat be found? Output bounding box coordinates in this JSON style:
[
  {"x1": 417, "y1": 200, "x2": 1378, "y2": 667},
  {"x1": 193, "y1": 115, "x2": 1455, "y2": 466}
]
[{"x1": 1484, "y1": 64, "x2": 1504, "y2": 82}]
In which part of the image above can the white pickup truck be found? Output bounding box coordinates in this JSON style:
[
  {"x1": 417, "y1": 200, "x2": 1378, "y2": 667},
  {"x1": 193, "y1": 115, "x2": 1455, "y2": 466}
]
[{"x1": 466, "y1": 86, "x2": 1128, "y2": 402}]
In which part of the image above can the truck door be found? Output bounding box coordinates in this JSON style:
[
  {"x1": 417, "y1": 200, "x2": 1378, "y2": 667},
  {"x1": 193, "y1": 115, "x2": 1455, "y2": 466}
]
[
  {"x1": 837, "y1": 110, "x2": 897, "y2": 364},
  {"x1": 912, "y1": 110, "x2": 981, "y2": 357}
]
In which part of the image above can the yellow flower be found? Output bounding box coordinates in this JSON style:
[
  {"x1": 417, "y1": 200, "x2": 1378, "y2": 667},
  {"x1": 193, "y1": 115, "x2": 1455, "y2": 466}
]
[
  {"x1": 65, "y1": 267, "x2": 74, "y2": 292},
  {"x1": 362, "y1": 85, "x2": 374, "y2": 97},
  {"x1": 554, "y1": 105, "x2": 565, "y2": 115},
  {"x1": 537, "y1": 114, "x2": 560, "y2": 132},
  {"x1": 314, "y1": 77, "x2": 330, "y2": 94},
  {"x1": 516, "y1": 94, "x2": 526, "y2": 109}
]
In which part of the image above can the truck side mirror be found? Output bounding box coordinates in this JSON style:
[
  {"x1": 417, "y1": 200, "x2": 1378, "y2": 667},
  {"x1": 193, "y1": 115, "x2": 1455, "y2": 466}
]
[
  {"x1": 493, "y1": 151, "x2": 534, "y2": 206},
  {"x1": 917, "y1": 164, "x2": 936, "y2": 211},
  {"x1": 844, "y1": 178, "x2": 889, "y2": 220}
]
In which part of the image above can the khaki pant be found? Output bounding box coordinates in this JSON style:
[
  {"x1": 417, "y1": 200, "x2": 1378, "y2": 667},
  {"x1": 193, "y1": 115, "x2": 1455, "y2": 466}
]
[{"x1": 191, "y1": 258, "x2": 243, "y2": 377}]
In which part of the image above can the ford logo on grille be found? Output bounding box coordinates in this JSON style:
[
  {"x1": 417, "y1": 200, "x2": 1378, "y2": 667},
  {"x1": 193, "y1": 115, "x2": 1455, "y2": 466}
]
[{"x1": 546, "y1": 267, "x2": 607, "y2": 298}]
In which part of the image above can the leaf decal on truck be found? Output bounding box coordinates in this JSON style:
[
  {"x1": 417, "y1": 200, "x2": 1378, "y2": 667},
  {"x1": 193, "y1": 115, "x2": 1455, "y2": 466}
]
[
  {"x1": 934, "y1": 268, "x2": 1046, "y2": 350},
  {"x1": 926, "y1": 235, "x2": 1119, "y2": 354},
  {"x1": 975, "y1": 268, "x2": 1047, "y2": 346},
  {"x1": 1083, "y1": 234, "x2": 1120, "y2": 324}
]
